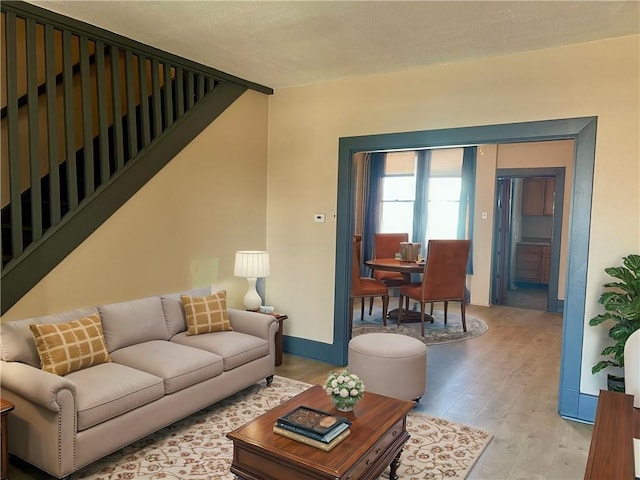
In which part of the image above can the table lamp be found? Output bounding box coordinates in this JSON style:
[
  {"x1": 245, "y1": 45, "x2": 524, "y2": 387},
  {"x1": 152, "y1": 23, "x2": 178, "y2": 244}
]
[{"x1": 234, "y1": 250, "x2": 270, "y2": 311}]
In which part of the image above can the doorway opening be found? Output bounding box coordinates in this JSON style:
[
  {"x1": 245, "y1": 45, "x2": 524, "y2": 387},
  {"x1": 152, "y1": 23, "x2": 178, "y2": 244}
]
[
  {"x1": 334, "y1": 117, "x2": 596, "y2": 422},
  {"x1": 491, "y1": 167, "x2": 566, "y2": 313}
]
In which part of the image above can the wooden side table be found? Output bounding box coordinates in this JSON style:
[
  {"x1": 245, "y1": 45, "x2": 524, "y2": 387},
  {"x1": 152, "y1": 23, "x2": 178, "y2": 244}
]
[
  {"x1": 273, "y1": 314, "x2": 287, "y2": 366},
  {"x1": 255, "y1": 311, "x2": 287, "y2": 366},
  {"x1": 1, "y1": 398, "x2": 15, "y2": 480}
]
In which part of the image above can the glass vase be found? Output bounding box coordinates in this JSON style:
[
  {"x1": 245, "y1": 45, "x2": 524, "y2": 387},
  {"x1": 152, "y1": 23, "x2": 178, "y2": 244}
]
[{"x1": 332, "y1": 395, "x2": 359, "y2": 412}]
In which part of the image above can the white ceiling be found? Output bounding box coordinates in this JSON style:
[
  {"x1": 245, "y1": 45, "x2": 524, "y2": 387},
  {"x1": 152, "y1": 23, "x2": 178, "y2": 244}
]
[{"x1": 27, "y1": 0, "x2": 640, "y2": 90}]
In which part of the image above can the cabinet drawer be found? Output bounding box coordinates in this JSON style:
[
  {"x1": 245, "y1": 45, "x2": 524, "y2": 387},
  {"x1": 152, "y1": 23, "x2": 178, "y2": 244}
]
[{"x1": 515, "y1": 244, "x2": 547, "y2": 284}]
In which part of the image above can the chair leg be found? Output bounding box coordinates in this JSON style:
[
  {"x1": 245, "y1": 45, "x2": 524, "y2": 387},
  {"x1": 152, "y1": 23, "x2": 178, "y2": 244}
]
[
  {"x1": 443, "y1": 301, "x2": 448, "y2": 325},
  {"x1": 381, "y1": 295, "x2": 389, "y2": 326},
  {"x1": 419, "y1": 302, "x2": 425, "y2": 337},
  {"x1": 369, "y1": 296, "x2": 374, "y2": 316},
  {"x1": 429, "y1": 302, "x2": 434, "y2": 323},
  {"x1": 461, "y1": 300, "x2": 467, "y2": 332},
  {"x1": 360, "y1": 298, "x2": 365, "y2": 322},
  {"x1": 397, "y1": 295, "x2": 404, "y2": 326}
]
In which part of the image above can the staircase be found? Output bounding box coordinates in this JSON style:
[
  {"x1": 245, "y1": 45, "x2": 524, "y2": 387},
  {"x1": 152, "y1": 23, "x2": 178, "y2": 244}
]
[{"x1": 0, "y1": 1, "x2": 272, "y2": 314}]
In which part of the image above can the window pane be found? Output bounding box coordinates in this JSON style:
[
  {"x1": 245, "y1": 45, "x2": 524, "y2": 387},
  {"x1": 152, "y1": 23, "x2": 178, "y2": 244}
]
[
  {"x1": 426, "y1": 201, "x2": 459, "y2": 240},
  {"x1": 425, "y1": 178, "x2": 461, "y2": 241},
  {"x1": 428, "y1": 178, "x2": 461, "y2": 201},
  {"x1": 382, "y1": 176, "x2": 415, "y2": 201},
  {"x1": 381, "y1": 202, "x2": 414, "y2": 234}
]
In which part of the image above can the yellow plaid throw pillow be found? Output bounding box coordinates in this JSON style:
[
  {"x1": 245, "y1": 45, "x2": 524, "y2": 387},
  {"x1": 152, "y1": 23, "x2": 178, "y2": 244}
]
[
  {"x1": 181, "y1": 290, "x2": 233, "y2": 336},
  {"x1": 29, "y1": 313, "x2": 111, "y2": 376}
]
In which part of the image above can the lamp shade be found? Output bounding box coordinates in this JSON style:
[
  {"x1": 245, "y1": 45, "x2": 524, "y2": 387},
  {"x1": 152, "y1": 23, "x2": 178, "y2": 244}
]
[{"x1": 234, "y1": 251, "x2": 270, "y2": 278}]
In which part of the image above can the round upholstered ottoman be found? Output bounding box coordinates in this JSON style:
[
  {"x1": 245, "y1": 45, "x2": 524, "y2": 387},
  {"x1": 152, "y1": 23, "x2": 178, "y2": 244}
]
[{"x1": 348, "y1": 333, "x2": 427, "y2": 401}]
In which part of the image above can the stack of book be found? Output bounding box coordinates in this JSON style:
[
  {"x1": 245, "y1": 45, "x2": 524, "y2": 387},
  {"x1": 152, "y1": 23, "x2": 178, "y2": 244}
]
[{"x1": 273, "y1": 405, "x2": 351, "y2": 451}]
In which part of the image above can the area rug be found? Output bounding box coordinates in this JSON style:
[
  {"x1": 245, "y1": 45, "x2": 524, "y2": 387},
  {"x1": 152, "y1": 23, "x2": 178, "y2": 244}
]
[
  {"x1": 72, "y1": 376, "x2": 492, "y2": 480},
  {"x1": 353, "y1": 307, "x2": 488, "y2": 346}
]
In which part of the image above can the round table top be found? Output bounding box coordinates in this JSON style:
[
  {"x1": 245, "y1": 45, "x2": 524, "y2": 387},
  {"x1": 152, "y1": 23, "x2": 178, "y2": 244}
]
[{"x1": 365, "y1": 258, "x2": 425, "y2": 273}]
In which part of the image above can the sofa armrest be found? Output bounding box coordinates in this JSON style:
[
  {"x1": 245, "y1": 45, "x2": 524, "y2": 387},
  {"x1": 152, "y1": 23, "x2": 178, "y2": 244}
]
[
  {"x1": 0, "y1": 361, "x2": 76, "y2": 412},
  {"x1": 228, "y1": 308, "x2": 278, "y2": 341}
]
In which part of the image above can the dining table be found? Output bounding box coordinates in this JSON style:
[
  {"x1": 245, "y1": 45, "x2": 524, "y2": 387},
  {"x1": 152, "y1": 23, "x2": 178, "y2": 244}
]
[{"x1": 364, "y1": 257, "x2": 429, "y2": 323}]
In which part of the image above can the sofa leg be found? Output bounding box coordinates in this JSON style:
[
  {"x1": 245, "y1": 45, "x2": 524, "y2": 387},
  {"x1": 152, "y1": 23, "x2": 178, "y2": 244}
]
[{"x1": 266, "y1": 375, "x2": 274, "y2": 386}]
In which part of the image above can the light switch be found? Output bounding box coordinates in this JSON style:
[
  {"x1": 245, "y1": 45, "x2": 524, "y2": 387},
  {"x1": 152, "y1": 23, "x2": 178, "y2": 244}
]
[{"x1": 314, "y1": 213, "x2": 326, "y2": 223}]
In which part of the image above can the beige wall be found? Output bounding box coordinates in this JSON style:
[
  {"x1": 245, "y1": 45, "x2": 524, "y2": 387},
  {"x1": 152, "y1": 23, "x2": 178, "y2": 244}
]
[
  {"x1": 266, "y1": 35, "x2": 640, "y2": 395},
  {"x1": 3, "y1": 89, "x2": 269, "y2": 321}
]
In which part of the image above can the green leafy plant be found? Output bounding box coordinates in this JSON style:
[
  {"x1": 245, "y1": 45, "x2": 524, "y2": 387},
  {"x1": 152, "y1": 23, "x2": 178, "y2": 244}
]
[{"x1": 589, "y1": 254, "x2": 640, "y2": 384}]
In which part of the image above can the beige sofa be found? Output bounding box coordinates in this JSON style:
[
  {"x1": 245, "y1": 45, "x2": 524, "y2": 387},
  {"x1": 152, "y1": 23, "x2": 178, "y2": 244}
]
[{"x1": 0, "y1": 286, "x2": 278, "y2": 479}]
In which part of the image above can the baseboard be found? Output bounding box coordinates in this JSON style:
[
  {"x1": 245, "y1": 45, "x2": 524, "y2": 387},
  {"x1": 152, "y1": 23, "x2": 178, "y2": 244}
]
[{"x1": 282, "y1": 335, "x2": 346, "y2": 366}]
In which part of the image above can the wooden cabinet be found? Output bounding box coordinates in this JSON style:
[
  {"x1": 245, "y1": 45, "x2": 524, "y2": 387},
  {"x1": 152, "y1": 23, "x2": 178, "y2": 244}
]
[
  {"x1": 522, "y1": 177, "x2": 555, "y2": 216},
  {"x1": 516, "y1": 243, "x2": 551, "y2": 285},
  {"x1": 540, "y1": 246, "x2": 551, "y2": 284}
]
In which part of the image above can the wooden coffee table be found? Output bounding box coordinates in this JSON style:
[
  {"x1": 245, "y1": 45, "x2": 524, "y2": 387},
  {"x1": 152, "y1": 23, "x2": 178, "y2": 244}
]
[{"x1": 227, "y1": 385, "x2": 415, "y2": 480}]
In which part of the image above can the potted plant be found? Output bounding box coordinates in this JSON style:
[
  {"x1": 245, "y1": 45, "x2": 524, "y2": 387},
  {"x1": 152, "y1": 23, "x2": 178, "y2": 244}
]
[
  {"x1": 324, "y1": 370, "x2": 365, "y2": 412},
  {"x1": 589, "y1": 254, "x2": 640, "y2": 392}
]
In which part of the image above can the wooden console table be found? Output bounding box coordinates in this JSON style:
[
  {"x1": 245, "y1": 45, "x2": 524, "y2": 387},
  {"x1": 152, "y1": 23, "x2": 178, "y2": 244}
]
[{"x1": 584, "y1": 389, "x2": 639, "y2": 479}]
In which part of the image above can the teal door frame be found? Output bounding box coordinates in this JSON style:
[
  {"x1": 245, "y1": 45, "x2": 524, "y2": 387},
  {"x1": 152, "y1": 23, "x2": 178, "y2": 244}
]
[{"x1": 333, "y1": 117, "x2": 598, "y2": 423}]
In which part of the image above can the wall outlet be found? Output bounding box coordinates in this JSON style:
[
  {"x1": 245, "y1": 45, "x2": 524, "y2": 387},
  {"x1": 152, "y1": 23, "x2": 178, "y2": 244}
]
[{"x1": 314, "y1": 213, "x2": 326, "y2": 223}]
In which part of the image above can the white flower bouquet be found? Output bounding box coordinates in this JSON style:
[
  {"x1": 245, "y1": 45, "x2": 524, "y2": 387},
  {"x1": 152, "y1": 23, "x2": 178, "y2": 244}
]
[{"x1": 324, "y1": 369, "x2": 365, "y2": 411}]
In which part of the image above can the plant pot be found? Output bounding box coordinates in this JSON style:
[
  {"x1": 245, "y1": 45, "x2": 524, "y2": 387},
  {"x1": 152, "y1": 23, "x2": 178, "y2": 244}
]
[{"x1": 607, "y1": 374, "x2": 625, "y2": 393}]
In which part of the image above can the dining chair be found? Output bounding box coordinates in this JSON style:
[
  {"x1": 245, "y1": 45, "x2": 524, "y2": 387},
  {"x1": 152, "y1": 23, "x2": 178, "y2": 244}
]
[
  {"x1": 398, "y1": 239, "x2": 471, "y2": 336},
  {"x1": 369, "y1": 232, "x2": 409, "y2": 314},
  {"x1": 351, "y1": 235, "x2": 389, "y2": 330}
]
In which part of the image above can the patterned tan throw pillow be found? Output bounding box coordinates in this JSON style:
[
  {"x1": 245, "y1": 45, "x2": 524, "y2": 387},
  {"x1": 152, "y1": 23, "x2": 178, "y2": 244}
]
[
  {"x1": 29, "y1": 313, "x2": 111, "y2": 376},
  {"x1": 181, "y1": 290, "x2": 233, "y2": 336}
]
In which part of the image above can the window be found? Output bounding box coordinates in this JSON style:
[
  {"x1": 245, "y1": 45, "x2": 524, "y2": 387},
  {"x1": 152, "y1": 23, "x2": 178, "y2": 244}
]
[
  {"x1": 425, "y1": 177, "x2": 461, "y2": 241},
  {"x1": 424, "y1": 148, "x2": 463, "y2": 242},
  {"x1": 378, "y1": 149, "x2": 463, "y2": 242},
  {"x1": 379, "y1": 152, "x2": 415, "y2": 234}
]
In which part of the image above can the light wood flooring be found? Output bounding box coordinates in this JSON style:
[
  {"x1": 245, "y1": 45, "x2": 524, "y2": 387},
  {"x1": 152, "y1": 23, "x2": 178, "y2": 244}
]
[
  {"x1": 8, "y1": 303, "x2": 593, "y2": 480},
  {"x1": 278, "y1": 301, "x2": 594, "y2": 479}
]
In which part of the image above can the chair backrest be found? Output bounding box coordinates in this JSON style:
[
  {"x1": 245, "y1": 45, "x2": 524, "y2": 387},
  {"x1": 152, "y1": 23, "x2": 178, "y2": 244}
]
[
  {"x1": 372, "y1": 232, "x2": 408, "y2": 282},
  {"x1": 373, "y1": 232, "x2": 409, "y2": 258},
  {"x1": 421, "y1": 240, "x2": 471, "y2": 301}
]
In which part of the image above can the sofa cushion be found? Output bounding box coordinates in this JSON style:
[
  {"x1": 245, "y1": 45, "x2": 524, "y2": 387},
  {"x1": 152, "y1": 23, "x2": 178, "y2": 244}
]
[
  {"x1": 181, "y1": 291, "x2": 232, "y2": 336},
  {"x1": 99, "y1": 296, "x2": 169, "y2": 352},
  {"x1": 29, "y1": 313, "x2": 112, "y2": 376},
  {"x1": 161, "y1": 286, "x2": 212, "y2": 337},
  {"x1": 109, "y1": 340, "x2": 223, "y2": 394},
  {"x1": 171, "y1": 331, "x2": 269, "y2": 371},
  {"x1": 66, "y1": 362, "x2": 164, "y2": 431},
  {"x1": 0, "y1": 307, "x2": 99, "y2": 367}
]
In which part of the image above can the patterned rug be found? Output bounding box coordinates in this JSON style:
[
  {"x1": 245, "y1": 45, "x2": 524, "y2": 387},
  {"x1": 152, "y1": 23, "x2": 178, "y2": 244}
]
[
  {"x1": 353, "y1": 306, "x2": 488, "y2": 346},
  {"x1": 72, "y1": 376, "x2": 492, "y2": 480}
]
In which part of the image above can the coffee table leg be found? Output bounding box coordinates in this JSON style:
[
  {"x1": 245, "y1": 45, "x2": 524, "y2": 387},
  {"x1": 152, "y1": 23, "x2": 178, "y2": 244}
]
[{"x1": 389, "y1": 450, "x2": 402, "y2": 480}]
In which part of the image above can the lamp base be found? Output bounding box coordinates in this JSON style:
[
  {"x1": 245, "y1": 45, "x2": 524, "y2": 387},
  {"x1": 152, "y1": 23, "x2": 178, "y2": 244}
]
[{"x1": 243, "y1": 277, "x2": 262, "y2": 311}]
